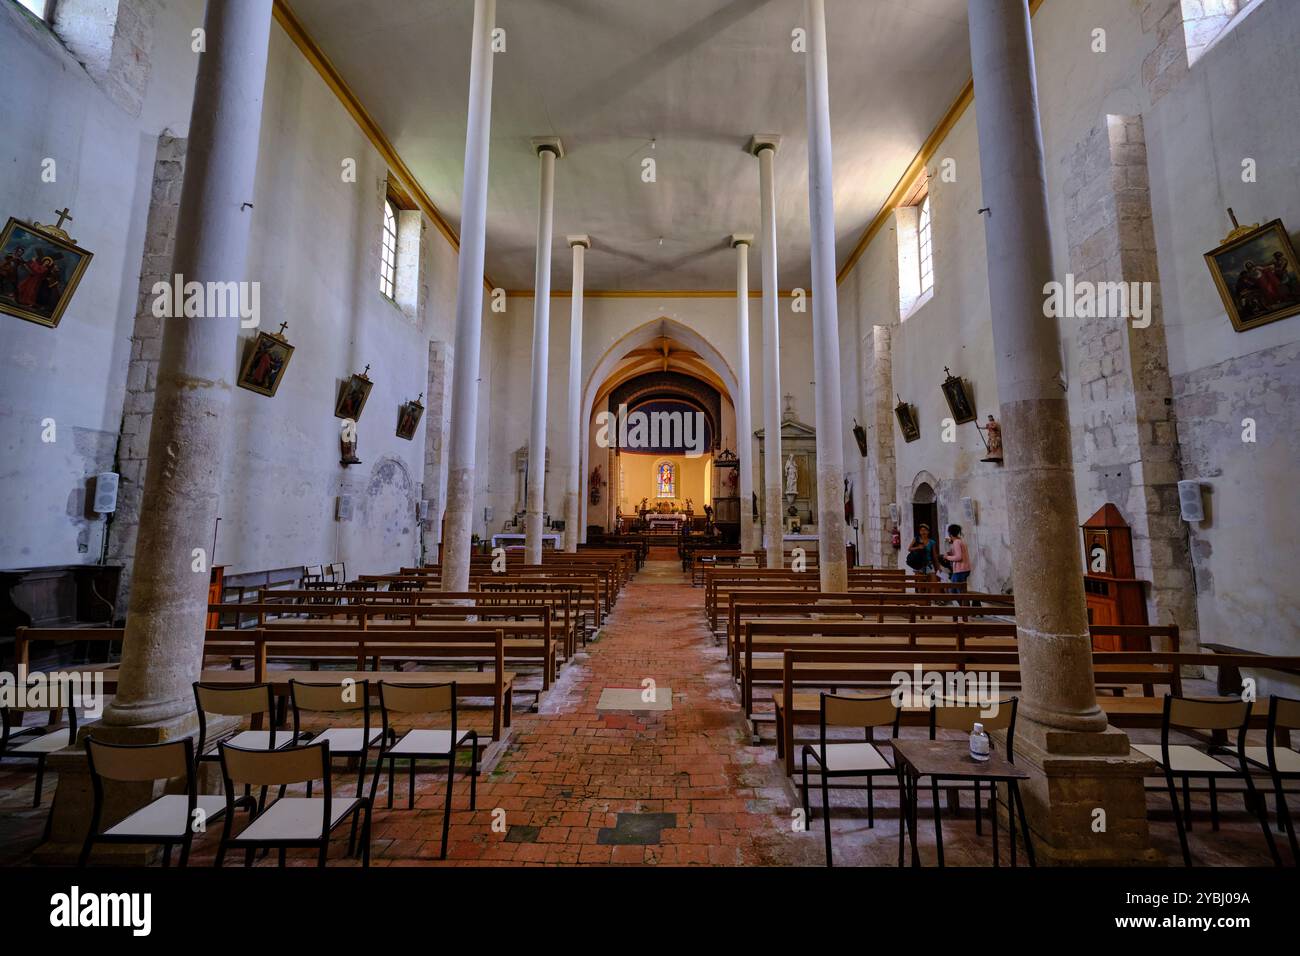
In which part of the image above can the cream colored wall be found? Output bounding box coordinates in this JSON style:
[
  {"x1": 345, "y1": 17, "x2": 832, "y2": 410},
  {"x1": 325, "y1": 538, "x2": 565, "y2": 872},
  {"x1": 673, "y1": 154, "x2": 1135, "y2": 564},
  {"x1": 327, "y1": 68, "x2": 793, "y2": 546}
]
[{"x1": 619, "y1": 454, "x2": 711, "y2": 510}]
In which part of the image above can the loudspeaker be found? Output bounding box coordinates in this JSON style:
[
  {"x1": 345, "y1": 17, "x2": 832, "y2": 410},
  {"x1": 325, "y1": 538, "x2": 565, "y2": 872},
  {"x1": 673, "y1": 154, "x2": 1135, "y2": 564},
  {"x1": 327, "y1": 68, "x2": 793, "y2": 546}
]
[
  {"x1": 1177, "y1": 480, "x2": 1204, "y2": 523},
  {"x1": 961, "y1": 496, "x2": 976, "y2": 523},
  {"x1": 336, "y1": 495, "x2": 354, "y2": 521},
  {"x1": 92, "y1": 472, "x2": 119, "y2": 514},
  {"x1": 416, "y1": 499, "x2": 430, "y2": 520},
  {"x1": 888, "y1": 502, "x2": 899, "y2": 524}
]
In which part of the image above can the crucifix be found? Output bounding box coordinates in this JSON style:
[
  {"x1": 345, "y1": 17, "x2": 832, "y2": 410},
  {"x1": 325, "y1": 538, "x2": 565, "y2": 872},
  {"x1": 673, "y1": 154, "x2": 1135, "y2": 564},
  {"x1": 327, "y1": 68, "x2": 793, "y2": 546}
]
[
  {"x1": 277, "y1": 322, "x2": 288, "y2": 336},
  {"x1": 54, "y1": 207, "x2": 73, "y2": 230}
]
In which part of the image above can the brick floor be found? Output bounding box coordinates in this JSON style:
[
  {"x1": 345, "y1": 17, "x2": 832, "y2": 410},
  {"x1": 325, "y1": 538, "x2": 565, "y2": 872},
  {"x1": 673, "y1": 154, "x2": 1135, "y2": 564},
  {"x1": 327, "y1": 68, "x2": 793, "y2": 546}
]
[{"x1": 0, "y1": 559, "x2": 1290, "y2": 867}]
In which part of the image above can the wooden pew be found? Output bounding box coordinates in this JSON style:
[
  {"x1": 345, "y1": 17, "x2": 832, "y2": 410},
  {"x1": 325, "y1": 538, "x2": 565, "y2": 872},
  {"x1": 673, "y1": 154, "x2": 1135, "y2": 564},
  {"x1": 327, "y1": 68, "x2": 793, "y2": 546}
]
[
  {"x1": 16, "y1": 625, "x2": 517, "y2": 741},
  {"x1": 254, "y1": 588, "x2": 580, "y2": 662},
  {"x1": 727, "y1": 599, "x2": 1016, "y2": 673},
  {"x1": 703, "y1": 570, "x2": 961, "y2": 629},
  {"x1": 216, "y1": 603, "x2": 558, "y2": 690}
]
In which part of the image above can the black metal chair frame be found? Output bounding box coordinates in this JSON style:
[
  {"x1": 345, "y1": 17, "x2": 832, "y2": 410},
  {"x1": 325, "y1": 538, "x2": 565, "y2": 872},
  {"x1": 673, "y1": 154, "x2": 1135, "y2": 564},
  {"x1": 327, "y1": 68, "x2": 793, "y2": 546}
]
[
  {"x1": 799, "y1": 692, "x2": 900, "y2": 867},
  {"x1": 370, "y1": 681, "x2": 478, "y2": 860},
  {"x1": 1153, "y1": 694, "x2": 1280, "y2": 867},
  {"x1": 79, "y1": 735, "x2": 235, "y2": 868},
  {"x1": 1, "y1": 704, "x2": 79, "y2": 808},
  {"x1": 215, "y1": 740, "x2": 372, "y2": 868}
]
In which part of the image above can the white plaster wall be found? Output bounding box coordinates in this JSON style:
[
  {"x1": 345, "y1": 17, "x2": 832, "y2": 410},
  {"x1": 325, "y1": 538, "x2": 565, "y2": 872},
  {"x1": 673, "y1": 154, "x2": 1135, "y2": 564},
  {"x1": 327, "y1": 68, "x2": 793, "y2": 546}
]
[
  {"x1": 834, "y1": 0, "x2": 1300, "y2": 644},
  {"x1": 0, "y1": 3, "x2": 467, "y2": 583},
  {"x1": 0, "y1": 0, "x2": 203, "y2": 568}
]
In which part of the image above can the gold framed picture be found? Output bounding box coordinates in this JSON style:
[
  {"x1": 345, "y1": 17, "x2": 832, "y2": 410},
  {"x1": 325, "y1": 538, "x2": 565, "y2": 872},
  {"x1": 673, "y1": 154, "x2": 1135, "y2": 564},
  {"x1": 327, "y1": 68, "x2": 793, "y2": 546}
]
[
  {"x1": 237, "y1": 327, "x2": 295, "y2": 397},
  {"x1": 335, "y1": 368, "x2": 373, "y2": 421},
  {"x1": 1204, "y1": 218, "x2": 1300, "y2": 333},
  {"x1": 395, "y1": 394, "x2": 424, "y2": 441},
  {"x1": 0, "y1": 216, "x2": 93, "y2": 329},
  {"x1": 894, "y1": 396, "x2": 920, "y2": 443}
]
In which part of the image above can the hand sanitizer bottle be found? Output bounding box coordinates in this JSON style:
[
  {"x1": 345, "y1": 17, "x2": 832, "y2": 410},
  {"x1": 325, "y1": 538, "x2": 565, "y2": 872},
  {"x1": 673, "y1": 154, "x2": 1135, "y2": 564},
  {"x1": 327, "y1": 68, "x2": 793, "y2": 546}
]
[{"x1": 970, "y1": 722, "x2": 990, "y2": 762}]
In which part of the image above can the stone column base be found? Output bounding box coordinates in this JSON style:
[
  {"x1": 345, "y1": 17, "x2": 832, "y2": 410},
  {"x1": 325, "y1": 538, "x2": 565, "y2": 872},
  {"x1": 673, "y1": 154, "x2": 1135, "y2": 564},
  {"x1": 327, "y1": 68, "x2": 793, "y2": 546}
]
[
  {"x1": 999, "y1": 720, "x2": 1165, "y2": 866},
  {"x1": 33, "y1": 713, "x2": 235, "y2": 866}
]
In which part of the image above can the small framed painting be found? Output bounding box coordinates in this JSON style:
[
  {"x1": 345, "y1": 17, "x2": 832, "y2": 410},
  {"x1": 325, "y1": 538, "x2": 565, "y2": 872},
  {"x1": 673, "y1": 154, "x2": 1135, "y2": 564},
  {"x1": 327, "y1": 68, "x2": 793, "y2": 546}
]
[
  {"x1": 895, "y1": 396, "x2": 920, "y2": 443},
  {"x1": 0, "y1": 216, "x2": 94, "y2": 329},
  {"x1": 940, "y1": 367, "x2": 976, "y2": 424},
  {"x1": 335, "y1": 367, "x2": 373, "y2": 422},
  {"x1": 237, "y1": 326, "x2": 294, "y2": 397},
  {"x1": 395, "y1": 394, "x2": 424, "y2": 441},
  {"x1": 1204, "y1": 219, "x2": 1300, "y2": 333}
]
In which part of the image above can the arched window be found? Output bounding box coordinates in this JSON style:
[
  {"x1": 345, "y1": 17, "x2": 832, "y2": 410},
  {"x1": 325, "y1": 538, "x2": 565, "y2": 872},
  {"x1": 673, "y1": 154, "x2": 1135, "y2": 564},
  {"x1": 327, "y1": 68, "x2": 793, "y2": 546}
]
[
  {"x1": 16, "y1": 0, "x2": 49, "y2": 18},
  {"x1": 379, "y1": 199, "x2": 398, "y2": 299},
  {"x1": 917, "y1": 196, "x2": 934, "y2": 296},
  {"x1": 656, "y1": 461, "x2": 676, "y2": 498}
]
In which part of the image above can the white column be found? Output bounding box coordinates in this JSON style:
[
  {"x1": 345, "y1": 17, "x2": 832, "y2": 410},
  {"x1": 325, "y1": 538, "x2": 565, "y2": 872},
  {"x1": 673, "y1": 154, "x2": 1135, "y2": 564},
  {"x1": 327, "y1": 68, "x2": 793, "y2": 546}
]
[
  {"x1": 748, "y1": 135, "x2": 784, "y2": 569},
  {"x1": 99, "y1": 0, "x2": 274, "y2": 736},
  {"x1": 441, "y1": 0, "x2": 497, "y2": 593},
  {"x1": 563, "y1": 235, "x2": 590, "y2": 552},
  {"x1": 525, "y1": 138, "x2": 563, "y2": 564},
  {"x1": 804, "y1": 0, "x2": 847, "y2": 590},
  {"x1": 967, "y1": 0, "x2": 1102, "y2": 732},
  {"x1": 731, "y1": 234, "x2": 756, "y2": 553}
]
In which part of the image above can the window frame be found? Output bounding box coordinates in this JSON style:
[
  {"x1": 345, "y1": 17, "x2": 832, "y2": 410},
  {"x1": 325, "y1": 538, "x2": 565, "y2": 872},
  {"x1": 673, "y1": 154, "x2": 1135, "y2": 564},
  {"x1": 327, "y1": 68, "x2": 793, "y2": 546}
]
[
  {"x1": 917, "y1": 194, "x2": 934, "y2": 298},
  {"x1": 379, "y1": 197, "x2": 399, "y2": 300},
  {"x1": 14, "y1": 0, "x2": 51, "y2": 21}
]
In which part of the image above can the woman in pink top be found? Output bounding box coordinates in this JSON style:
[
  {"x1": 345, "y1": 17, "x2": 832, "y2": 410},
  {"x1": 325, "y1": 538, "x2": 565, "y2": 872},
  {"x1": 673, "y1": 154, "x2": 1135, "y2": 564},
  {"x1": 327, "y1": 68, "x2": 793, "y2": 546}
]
[{"x1": 943, "y1": 524, "x2": 971, "y2": 586}]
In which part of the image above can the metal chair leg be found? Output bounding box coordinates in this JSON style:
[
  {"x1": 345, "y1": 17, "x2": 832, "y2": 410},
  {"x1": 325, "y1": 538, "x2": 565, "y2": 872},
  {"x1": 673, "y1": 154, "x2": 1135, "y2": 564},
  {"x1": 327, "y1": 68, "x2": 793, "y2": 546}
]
[
  {"x1": 1165, "y1": 771, "x2": 1192, "y2": 866},
  {"x1": 820, "y1": 767, "x2": 832, "y2": 868}
]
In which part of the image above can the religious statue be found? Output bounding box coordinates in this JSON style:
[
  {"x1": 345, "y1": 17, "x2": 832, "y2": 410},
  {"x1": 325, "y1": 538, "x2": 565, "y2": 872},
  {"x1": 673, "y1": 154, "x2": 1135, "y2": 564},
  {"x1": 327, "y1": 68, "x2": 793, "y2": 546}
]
[
  {"x1": 784, "y1": 455, "x2": 798, "y2": 497},
  {"x1": 978, "y1": 414, "x2": 1004, "y2": 464}
]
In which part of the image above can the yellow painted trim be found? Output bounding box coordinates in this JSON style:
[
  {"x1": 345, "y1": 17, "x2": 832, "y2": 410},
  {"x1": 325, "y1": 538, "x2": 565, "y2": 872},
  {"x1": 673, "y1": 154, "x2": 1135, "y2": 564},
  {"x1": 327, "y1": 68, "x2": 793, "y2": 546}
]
[
  {"x1": 504, "y1": 289, "x2": 806, "y2": 299},
  {"x1": 835, "y1": 0, "x2": 1049, "y2": 286},
  {"x1": 272, "y1": 0, "x2": 496, "y2": 291}
]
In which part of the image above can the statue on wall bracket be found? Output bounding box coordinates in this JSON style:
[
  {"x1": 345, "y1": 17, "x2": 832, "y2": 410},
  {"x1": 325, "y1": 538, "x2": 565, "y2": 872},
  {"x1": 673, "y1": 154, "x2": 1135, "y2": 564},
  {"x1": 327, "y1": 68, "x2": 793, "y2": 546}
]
[{"x1": 976, "y1": 414, "x2": 1004, "y2": 464}]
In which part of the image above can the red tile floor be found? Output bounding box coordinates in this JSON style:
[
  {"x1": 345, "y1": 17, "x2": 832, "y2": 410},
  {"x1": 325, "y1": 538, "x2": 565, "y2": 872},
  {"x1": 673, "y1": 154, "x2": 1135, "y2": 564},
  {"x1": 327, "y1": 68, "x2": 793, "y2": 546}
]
[{"x1": 0, "y1": 556, "x2": 1290, "y2": 867}]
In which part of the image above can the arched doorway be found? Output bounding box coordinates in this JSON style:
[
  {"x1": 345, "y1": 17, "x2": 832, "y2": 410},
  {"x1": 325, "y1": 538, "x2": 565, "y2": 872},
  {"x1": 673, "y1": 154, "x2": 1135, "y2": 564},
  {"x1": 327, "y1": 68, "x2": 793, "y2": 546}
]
[
  {"x1": 911, "y1": 475, "x2": 938, "y2": 546},
  {"x1": 580, "y1": 318, "x2": 737, "y2": 536}
]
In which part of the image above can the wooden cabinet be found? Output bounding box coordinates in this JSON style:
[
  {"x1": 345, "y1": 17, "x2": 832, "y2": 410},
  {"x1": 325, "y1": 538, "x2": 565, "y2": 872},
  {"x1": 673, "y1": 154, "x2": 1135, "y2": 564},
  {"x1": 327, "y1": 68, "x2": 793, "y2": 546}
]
[
  {"x1": 206, "y1": 565, "x2": 227, "y2": 630},
  {"x1": 1081, "y1": 504, "x2": 1149, "y2": 650}
]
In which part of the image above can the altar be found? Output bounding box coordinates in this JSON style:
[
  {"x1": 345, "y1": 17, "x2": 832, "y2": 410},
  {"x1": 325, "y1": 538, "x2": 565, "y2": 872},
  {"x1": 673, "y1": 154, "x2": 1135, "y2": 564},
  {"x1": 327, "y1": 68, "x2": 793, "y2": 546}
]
[{"x1": 646, "y1": 513, "x2": 687, "y2": 533}]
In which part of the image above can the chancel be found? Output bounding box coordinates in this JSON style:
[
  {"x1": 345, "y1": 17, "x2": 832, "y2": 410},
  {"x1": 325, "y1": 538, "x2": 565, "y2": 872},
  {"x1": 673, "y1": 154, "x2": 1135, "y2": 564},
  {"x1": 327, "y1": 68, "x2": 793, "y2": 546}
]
[{"x1": 2, "y1": 0, "x2": 1299, "y2": 902}]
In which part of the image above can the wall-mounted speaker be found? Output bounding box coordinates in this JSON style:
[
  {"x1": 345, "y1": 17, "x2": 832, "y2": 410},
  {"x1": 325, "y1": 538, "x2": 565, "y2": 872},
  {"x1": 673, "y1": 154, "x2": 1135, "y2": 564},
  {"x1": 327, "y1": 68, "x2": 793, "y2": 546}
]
[
  {"x1": 416, "y1": 499, "x2": 430, "y2": 521},
  {"x1": 1177, "y1": 480, "x2": 1204, "y2": 523},
  {"x1": 92, "y1": 472, "x2": 119, "y2": 514},
  {"x1": 336, "y1": 495, "x2": 354, "y2": 522},
  {"x1": 888, "y1": 502, "x2": 899, "y2": 524},
  {"x1": 961, "y1": 496, "x2": 976, "y2": 523}
]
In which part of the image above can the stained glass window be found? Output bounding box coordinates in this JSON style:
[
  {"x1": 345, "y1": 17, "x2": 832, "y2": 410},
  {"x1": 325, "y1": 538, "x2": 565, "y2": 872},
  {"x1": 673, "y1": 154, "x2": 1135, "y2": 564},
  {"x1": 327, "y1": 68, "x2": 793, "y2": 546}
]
[{"x1": 656, "y1": 461, "x2": 675, "y2": 498}]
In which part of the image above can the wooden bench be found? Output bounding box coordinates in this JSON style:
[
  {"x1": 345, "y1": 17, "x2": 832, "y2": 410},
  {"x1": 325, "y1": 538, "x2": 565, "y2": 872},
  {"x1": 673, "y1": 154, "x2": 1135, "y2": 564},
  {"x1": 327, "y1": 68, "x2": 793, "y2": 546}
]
[{"x1": 704, "y1": 571, "x2": 962, "y2": 630}]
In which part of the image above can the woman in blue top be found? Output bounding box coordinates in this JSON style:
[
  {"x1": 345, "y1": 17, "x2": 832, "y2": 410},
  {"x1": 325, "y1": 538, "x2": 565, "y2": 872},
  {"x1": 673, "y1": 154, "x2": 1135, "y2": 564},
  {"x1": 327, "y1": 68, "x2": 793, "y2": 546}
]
[{"x1": 906, "y1": 523, "x2": 938, "y2": 574}]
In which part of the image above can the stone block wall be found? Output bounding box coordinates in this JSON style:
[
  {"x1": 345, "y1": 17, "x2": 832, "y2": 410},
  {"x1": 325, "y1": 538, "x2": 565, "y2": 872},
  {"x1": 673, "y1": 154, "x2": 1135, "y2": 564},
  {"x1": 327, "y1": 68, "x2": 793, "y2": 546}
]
[
  {"x1": 1064, "y1": 114, "x2": 1198, "y2": 648},
  {"x1": 105, "y1": 132, "x2": 185, "y2": 601}
]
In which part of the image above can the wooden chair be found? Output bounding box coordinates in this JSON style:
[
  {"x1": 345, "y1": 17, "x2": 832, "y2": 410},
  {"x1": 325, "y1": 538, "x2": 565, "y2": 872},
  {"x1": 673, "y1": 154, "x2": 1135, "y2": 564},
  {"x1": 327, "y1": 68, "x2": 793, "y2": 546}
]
[
  {"x1": 929, "y1": 696, "x2": 1019, "y2": 845},
  {"x1": 799, "y1": 692, "x2": 900, "y2": 867},
  {"x1": 80, "y1": 736, "x2": 229, "y2": 867},
  {"x1": 371, "y1": 681, "x2": 478, "y2": 859},
  {"x1": 216, "y1": 740, "x2": 371, "y2": 867},
  {"x1": 1, "y1": 705, "x2": 79, "y2": 807},
  {"x1": 1249, "y1": 695, "x2": 1300, "y2": 862},
  {"x1": 289, "y1": 679, "x2": 380, "y2": 798},
  {"x1": 193, "y1": 682, "x2": 300, "y2": 764},
  {"x1": 1133, "y1": 695, "x2": 1279, "y2": 867}
]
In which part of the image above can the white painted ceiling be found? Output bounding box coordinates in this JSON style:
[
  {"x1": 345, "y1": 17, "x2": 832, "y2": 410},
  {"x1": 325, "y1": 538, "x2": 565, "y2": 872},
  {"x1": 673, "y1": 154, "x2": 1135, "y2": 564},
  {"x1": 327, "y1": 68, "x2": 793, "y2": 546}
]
[{"x1": 292, "y1": 0, "x2": 973, "y2": 291}]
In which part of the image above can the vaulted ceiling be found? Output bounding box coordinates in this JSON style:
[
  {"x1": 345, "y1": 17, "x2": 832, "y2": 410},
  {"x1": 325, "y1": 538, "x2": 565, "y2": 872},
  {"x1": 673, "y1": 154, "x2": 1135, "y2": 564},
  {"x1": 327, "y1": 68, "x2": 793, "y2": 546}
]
[{"x1": 290, "y1": 0, "x2": 973, "y2": 291}]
